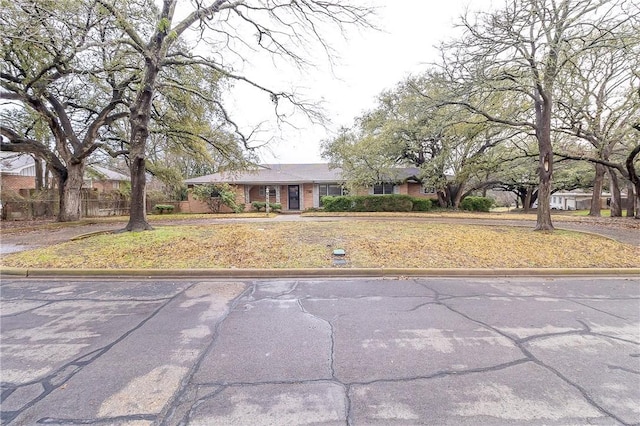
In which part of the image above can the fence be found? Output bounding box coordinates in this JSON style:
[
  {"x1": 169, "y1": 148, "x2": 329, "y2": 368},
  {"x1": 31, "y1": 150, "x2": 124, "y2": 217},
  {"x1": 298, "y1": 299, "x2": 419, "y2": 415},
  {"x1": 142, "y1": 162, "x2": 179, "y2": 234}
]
[{"x1": 1, "y1": 199, "x2": 132, "y2": 221}]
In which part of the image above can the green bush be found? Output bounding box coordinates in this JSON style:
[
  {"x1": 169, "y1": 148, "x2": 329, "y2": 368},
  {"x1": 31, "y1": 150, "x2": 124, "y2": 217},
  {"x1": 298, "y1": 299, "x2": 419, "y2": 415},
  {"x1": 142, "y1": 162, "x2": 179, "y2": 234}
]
[
  {"x1": 460, "y1": 196, "x2": 494, "y2": 212},
  {"x1": 368, "y1": 195, "x2": 413, "y2": 212},
  {"x1": 153, "y1": 204, "x2": 175, "y2": 214},
  {"x1": 412, "y1": 198, "x2": 433, "y2": 212},
  {"x1": 321, "y1": 195, "x2": 431, "y2": 212},
  {"x1": 251, "y1": 201, "x2": 282, "y2": 212},
  {"x1": 321, "y1": 196, "x2": 354, "y2": 212},
  {"x1": 190, "y1": 183, "x2": 242, "y2": 213}
]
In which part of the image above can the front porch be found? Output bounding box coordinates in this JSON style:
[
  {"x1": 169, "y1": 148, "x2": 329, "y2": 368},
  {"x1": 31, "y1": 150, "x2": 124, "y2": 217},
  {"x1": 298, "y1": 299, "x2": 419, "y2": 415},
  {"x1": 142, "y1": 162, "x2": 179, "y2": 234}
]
[{"x1": 244, "y1": 183, "x2": 314, "y2": 211}]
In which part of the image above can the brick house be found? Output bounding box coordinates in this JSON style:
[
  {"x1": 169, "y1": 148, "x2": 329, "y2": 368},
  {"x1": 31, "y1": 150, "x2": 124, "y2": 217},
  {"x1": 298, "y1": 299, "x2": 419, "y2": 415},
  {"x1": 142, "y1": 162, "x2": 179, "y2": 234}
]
[
  {"x1": 84, "y1": 165, "x2": 129, "y2": 192},
  {"x1": 183, "y1": 163, "x2": 436, "y2": 213},
  {"x1": 0, "y1": 153, "x2": 40, "y2": 193}
]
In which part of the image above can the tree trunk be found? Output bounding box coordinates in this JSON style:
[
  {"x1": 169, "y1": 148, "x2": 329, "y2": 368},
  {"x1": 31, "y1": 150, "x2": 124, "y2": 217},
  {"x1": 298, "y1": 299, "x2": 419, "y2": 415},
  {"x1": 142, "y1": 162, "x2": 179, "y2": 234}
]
[
  {"x1": 436, "y1": 190, "x2": 447, "y2": 208},
  {"x1": 626, "y1": 181, "x2": 635, "y2": 218},
  {"x1": 57, "y1": 162, "x2": 84, "y2": 222},
  {"x1": 44, "y1": 163, "x2": 51, "y2": 189},
  {"x1": 450, "y1": 184, "x2": 463, "y2": 209},
  {"x1": 125, "y1": 153, "x2": 153, "y2": 231},
  {"x1": 534, "y1": 89, "x2": 554, "y2": 231},
  {"x1": 123, "y1": 39, "x2": 164, "y2": 231},
  {"x1": 625, "y1": 144, "x2": 640, "y2": 219},
  {"x1": 34, "y1": 156, "x2": 44, "y2": 191},
  {"x1": 589, "y1": 163, "x2": 605, "y2": 216},
  {"x1": 523, "y1": 188, "x2": 532, "y2": 213},
  {"x1": 607, "y1": 167, "x2": 622, "y2": 217}
]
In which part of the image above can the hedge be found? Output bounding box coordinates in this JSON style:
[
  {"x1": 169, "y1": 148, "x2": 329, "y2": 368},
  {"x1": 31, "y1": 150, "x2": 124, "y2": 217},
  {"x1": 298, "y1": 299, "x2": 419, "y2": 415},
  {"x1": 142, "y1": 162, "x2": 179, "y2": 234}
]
[
  {"x1": 152, "y1": 204, "x2": 175, "y2": 214},
  {"x1": 251, "y1": 201, "x2": 282, "y2": 212},
  {"x1": 321, "y1": 195, "x2": 433, "y2": 212},
  {"x1": 411, "y1": 198, "x2": 432, "y2": 212},
  {"x1": 459, "y1": 196, "x2": 494, "y2": 212}
]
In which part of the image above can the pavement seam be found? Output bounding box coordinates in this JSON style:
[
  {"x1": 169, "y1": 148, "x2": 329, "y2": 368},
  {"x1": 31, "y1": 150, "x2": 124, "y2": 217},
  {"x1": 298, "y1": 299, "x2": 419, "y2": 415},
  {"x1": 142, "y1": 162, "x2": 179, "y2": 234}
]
[
  {"x1": 297, "y1": 298, "x2": 337, "y2": 380},
  {"x1": 158, "y1": 282, "x2": 253, "y2": 426},
  {"x1": 569, "y1": 298, "x2": 631, "y2": 321}
]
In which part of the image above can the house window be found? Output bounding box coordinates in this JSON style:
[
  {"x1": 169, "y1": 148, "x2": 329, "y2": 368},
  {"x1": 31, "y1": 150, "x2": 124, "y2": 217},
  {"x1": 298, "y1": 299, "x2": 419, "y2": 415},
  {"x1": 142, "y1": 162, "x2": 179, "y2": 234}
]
[
  {"x1": 373, "y1": 183, "x2": 395, "y2": 195},
  {"x1": 319, "y1": 184, "x2": 344, "y2": 197},
  {"x1": 421, "y1": 186, "x2": 435, "y2": 194},
  {"x1": 319, "y1": 184, "x2": 345, "y2": 206},
  {"x1": 258, "y1": 186, "x2": 276, "y2": 197}
]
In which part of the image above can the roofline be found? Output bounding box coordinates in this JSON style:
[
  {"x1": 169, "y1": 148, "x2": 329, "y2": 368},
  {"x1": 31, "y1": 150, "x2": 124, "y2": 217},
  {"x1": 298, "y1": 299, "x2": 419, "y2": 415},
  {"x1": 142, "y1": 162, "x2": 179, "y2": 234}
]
[{"x1": 185, "y1": 179, "x2": 345, "y2": 185}]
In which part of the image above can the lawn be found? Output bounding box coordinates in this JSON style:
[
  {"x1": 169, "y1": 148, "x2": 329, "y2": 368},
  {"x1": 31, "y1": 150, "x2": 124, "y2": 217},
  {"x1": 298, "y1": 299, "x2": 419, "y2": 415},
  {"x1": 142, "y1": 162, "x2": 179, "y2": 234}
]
[{"x1": 2, "y1": 221, "x2": 638, "y2": 269}]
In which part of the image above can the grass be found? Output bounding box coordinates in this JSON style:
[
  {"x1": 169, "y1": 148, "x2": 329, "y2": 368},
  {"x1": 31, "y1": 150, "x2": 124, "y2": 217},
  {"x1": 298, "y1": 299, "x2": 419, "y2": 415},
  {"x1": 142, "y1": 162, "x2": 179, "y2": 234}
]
[
  {"x1": 2, "y1": 221, "x2": 638, "y2": 269},
  {"x1": 300, "y1": 210, "x2": 617, "y2": 224},
  {"x1": 571, "y1": 210, "x2": 627, "y2": 217},
  {"x1": 0, "y1": 212, "x2": 276, "y2": 233}
]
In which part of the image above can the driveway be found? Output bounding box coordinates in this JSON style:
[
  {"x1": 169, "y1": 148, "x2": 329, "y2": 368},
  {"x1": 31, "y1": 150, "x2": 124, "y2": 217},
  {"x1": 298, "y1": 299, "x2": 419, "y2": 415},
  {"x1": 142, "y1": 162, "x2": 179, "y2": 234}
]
[{"x1": 1, "y1": 277, "x2": 638, "y2": 425}]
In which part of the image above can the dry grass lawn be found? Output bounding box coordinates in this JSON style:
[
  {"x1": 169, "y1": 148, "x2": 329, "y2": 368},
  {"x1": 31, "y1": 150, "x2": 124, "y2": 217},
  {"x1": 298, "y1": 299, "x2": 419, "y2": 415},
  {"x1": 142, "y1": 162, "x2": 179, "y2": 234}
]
[{"x1": 2, "y1": 220, "x2": 638, "y2": 269}]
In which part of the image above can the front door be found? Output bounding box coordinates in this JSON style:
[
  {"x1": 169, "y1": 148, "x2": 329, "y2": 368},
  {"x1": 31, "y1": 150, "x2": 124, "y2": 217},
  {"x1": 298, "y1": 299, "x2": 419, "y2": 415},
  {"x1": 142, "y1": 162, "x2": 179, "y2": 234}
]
[{"x1": 288, "y1": 185, "x2": 300, "y2": 210}]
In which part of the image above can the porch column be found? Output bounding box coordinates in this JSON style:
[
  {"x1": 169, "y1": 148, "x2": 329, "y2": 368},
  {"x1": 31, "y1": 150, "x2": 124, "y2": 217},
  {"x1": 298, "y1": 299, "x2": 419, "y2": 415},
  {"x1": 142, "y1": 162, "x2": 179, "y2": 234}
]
[
  {"x1": 275, "y1": 186, "x2": 281, "y2": 204},
  {"x1": 299, "y1": 185, "x2": 304, "y2": 210}
]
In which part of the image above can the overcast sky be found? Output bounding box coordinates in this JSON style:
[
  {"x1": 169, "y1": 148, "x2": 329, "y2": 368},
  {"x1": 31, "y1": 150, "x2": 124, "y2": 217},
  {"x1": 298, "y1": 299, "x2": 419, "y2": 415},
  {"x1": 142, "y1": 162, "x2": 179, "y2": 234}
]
[{"x1": 222, "y1": 0, "x2": 495, "y2": 164}]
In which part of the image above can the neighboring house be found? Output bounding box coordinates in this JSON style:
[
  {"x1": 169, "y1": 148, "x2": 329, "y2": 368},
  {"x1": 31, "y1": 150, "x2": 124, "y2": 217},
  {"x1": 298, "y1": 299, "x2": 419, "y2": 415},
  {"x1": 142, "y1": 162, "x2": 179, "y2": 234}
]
[
  {"x1": 0, "y1": 152, "x2": 40, "y2": 193},
  {"x1": 1, "y1": 154, "x2": 130, "y2": 194},
  {"x1": 549, "y1": 191, "x2": 620, "y2": 211},
  {"x1": 84, "y1": 165, "x2": 129, "y2": 192},
  {"x1": 183, "y1": 163, "x2": 435, "y2": 213}
]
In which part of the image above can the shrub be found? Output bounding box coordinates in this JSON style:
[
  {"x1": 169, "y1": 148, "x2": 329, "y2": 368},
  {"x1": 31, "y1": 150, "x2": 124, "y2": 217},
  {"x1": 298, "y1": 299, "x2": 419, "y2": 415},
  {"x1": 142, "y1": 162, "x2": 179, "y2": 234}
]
[
  {"x1": 153, "y1": 204, "x2": 175, "y2": 214},
  {"x1": 322, "y1": 195, "x2": 426, "y2": 212},
  {"x1": 412, "y1": 198, "x2": 433, "y2": 212},
  {"x1": 321, "y1": 196, "x2": 354, "y2": 212},
  {"x1": 367, "y1": 195, "x2": 413, "y2": 212},
  {"x1": 190, "y1": 183, "x2": 242, "y2": 213},
  {"x1": 251, "y1": 201, "x2": 282, "y2": 212},
  {"x1": 460, "y1": 196, "x2": 494, "y2": 212}
]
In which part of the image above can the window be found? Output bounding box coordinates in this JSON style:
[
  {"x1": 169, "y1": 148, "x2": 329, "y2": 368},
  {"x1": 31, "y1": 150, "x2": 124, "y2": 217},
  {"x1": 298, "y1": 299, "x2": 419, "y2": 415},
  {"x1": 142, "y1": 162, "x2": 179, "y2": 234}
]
[
  {"x1": 421, "y1": 186, "x2": 435, "y2": 194},
  {"x1": 258, "y1": 186, "x2": 276, "y2": 197},
  {"x1": 319, "y1": 184, "x2": 344, "y2": 197},
  {"x1": 319, "y1": 184, "x2": 345, "y2": 206},
  {"x1": 373, "y1": 183, "x2": 395, "y2": 195}
]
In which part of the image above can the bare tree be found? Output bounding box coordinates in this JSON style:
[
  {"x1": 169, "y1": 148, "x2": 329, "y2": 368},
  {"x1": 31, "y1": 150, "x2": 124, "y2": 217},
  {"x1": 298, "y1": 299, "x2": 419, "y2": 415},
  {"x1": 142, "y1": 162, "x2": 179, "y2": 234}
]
[
  {"x1": 427, "y1": 0, "x2": 633, "y2": 230},
  {"x1": 554, "y1": 22, "x2": 640, "y2": 217},
  {"x1": 96, "y1": 0, "x2": 375, "y2": 231}
]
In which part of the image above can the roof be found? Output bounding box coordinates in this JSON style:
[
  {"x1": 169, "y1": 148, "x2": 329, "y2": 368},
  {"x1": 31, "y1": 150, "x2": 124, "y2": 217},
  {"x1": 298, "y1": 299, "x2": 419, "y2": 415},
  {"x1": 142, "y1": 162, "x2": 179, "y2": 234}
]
[
  {"x1": 185, "y1": 163, "x2": 345, "y2": 185},
  {"x1": 185, "y1": 163, "x2": 426, "y2": 185},
  {"x1": 0, "y1": 153, "x2": 37, "y2": 176},
  {"x1": 86, "y1": 165, "x2": 129, "y2": 181}
]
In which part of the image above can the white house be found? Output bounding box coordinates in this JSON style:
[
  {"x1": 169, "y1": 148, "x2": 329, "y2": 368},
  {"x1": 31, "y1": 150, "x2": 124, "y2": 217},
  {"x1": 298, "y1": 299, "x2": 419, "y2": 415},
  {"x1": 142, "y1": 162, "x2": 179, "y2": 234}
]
[{"x1": 550, "y1": 191, "x2": 609, "y2": 211}]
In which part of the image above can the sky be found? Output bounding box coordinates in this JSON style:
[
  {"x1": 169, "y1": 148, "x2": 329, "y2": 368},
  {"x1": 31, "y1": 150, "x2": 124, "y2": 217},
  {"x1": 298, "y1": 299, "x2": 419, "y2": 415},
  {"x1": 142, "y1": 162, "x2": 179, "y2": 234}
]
[{"x1": 221, "y1": 0, "x2": 495, "y2": 164}]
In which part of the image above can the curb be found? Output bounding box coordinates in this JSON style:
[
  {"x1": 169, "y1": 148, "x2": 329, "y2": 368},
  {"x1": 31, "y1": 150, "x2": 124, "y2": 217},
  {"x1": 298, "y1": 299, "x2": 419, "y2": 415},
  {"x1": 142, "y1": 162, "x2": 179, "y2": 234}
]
[{"x1": 2, "y1": 267, "x2": 639, "y2": 279}]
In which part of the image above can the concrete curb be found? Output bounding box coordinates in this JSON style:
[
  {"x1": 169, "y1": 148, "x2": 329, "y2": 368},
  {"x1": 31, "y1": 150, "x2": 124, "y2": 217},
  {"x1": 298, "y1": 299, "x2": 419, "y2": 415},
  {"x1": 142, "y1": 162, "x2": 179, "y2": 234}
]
[{"x1": 2, "y1": 267, "x2": 639, "y2": 279}]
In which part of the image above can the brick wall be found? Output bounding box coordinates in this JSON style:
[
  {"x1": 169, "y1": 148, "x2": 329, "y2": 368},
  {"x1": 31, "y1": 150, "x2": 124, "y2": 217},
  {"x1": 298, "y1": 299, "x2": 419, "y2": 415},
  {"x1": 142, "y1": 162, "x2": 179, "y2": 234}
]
[
  {"x1": 1, "y1": 174, "x2": 36, "y2": 192},
  {"x1": 302, "y1": 183, "x2": 314, "y2": 210}
]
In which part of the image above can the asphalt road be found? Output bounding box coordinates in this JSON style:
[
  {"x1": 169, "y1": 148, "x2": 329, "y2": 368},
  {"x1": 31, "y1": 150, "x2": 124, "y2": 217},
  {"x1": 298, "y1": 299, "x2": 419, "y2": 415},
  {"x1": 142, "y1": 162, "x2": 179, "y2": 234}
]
[{"x1": 1, "y1": 277, "x2": 639, "y2": 425}]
